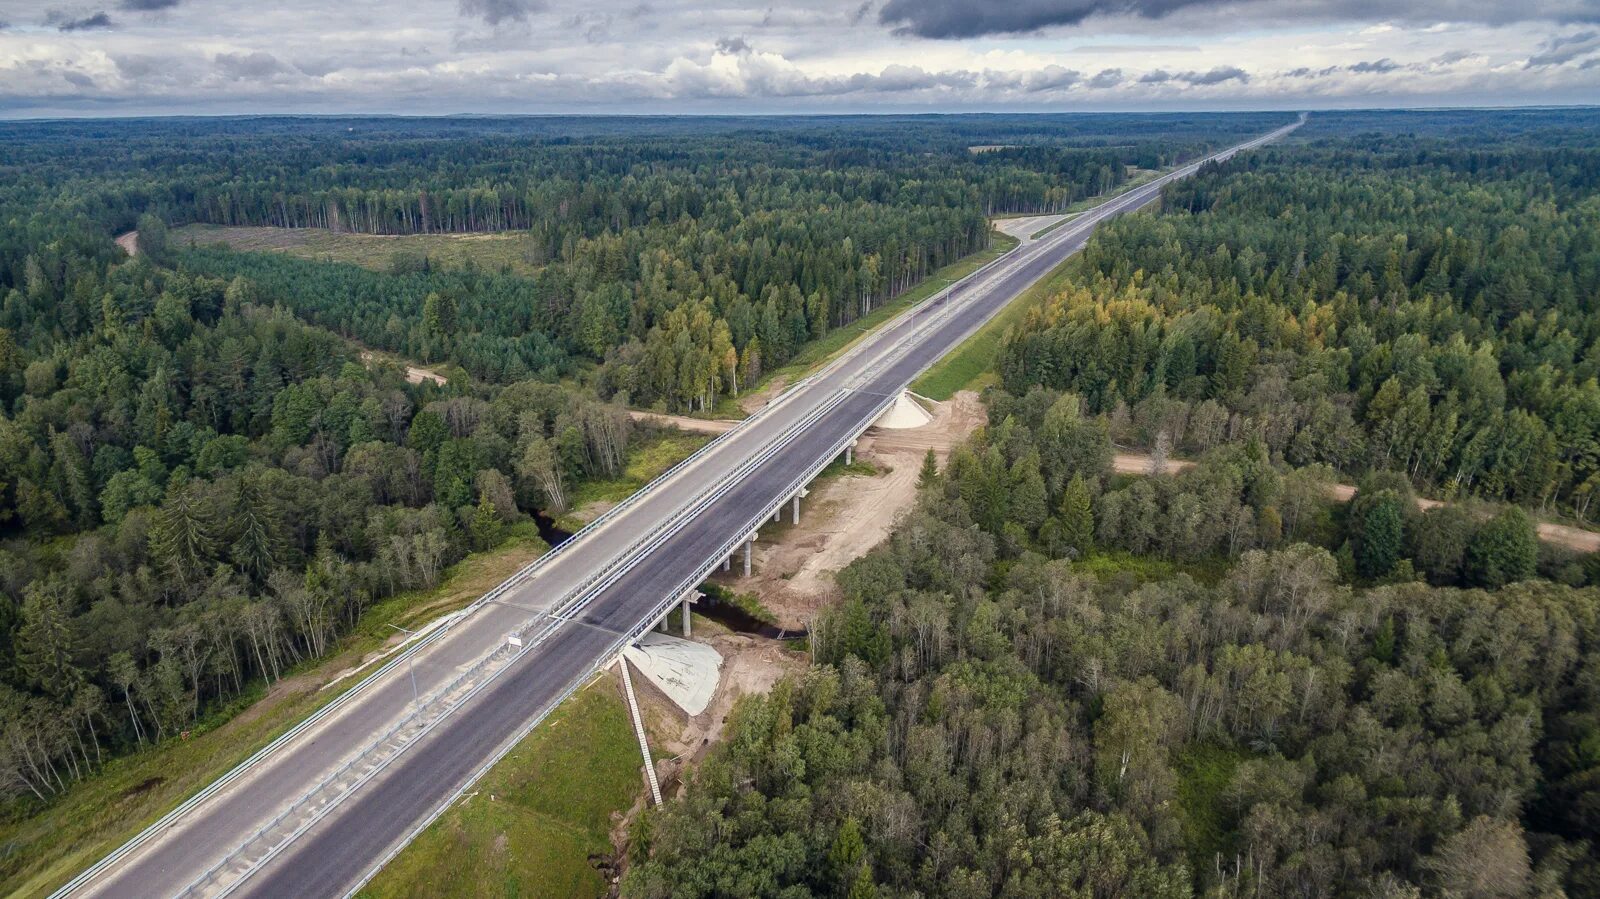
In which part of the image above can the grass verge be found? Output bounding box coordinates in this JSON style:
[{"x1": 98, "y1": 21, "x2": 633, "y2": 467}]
[
  {"x1": 560, "y1": 431, "x2": 712, "y2": 530},
  {"x1": 912, "y1": 252, "x2": 1080, "y2": 401},
  {"x1": 172, "y1": 224, "x2": 542, "y2": 276},
  {"x1": 357, "y1": 675, "x2": 643, "y2": 899},
  {"x1": 2, "y1": 530, "x2": 550, "y2": 898},
  {"x1": 701, "y1": 233, "x2": 1022, "y2": 419}
]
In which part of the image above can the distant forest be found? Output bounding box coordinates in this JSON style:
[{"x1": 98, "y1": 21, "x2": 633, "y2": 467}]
[{"x1": 0, "y1": 112, "x2": 1274, "y2": 839}]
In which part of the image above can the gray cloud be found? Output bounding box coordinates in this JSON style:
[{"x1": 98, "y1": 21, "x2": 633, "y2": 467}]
[
  {"x1": 1349, "y1": 57, "x2": 1401, "y2": 72},
  {"x1": 121, "y1": 0, "x2": 180, "y2": 10},
  {"x1": 1087, "y1": 67, "x2": 1124, "y2": 87},
  {"x1": 716, "y1": 35, "x2": 752, "y2": 54},
  {"x1": 459, "y1": 0, "x2": 542, "y2": 26},
  {"x1": 1179, "y1": 65, "x2": 1248, "y2": 84},
  {"x1": 879, "y1": 0, "x2": 1600, "y2": 39},
  {"x1": 1526, "y1": 30, "x2": 1600, "y2": 65},
  {"x1": 214, "y1": 51, "x2": 287, "y2": 80},
  {"x1": 55, "y1": 11, "x2": 114, "y2": 30},
  {"x1": 1139, "y1": 68, "x2": 1173, "y2": 82}
]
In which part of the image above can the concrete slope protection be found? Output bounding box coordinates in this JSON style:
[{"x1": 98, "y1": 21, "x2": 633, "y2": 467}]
[{"x1": 63, "y1": 116, "x2": 1300, "y2": 899}]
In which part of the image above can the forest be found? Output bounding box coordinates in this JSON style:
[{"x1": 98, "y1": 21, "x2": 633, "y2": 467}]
[
  {"x1": 624, "y1": 109, "x2": 1600, "y2": 898},
  {"x1": 1000, "y1": 114, "x2": 1600, "y2": 518},
  {"x1": 0, "y1": 113, "x2": 1272, "y2": 842}
]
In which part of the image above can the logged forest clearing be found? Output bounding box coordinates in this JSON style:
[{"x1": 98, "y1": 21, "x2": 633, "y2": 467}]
[{"x1": 170, "y1": 224, "x2": 543, "y2": 276}]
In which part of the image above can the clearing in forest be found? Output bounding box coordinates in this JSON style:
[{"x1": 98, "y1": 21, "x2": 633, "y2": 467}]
[{"x1": 170, "y1": 224, "x2": 542, "y2": 276}]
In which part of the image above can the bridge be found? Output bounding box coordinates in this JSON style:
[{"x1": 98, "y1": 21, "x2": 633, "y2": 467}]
[{"x1": 60, "y1": 116, "x2": 1301, "y2": 899}]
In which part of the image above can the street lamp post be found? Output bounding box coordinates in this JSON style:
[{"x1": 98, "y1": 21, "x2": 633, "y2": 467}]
[{"x1": 388, "y1": 623, "x2": 420, "y2": 708}]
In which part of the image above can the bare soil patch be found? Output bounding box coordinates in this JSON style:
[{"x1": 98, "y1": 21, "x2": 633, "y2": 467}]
[
  {"x1": 625, "y1": 410, "x2": 737, "y2": 435},
  {"x1": 716, "y1": 390, "x2": 986, "y2": 629},
  {"x1": 115, "y1": 231, "x2": 139, "y2": 256},
  {"x1": 358, "y1": 349, "x2": 447, "y2": 386}
]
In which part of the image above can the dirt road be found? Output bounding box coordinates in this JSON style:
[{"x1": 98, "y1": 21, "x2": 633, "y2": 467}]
[
  {"x1": 358, "y1": 350, "x2": 447, "y2": 386},
  {"x1": 115, "y1": 230, "x2": 139, "y2": 256},
  {"x1": 625, "y1": 410, "x2": 739, "y2": 435}
]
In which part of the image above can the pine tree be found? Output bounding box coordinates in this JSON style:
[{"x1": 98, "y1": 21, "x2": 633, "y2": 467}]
[
  {"x1": 470, "y1": 493, "x2": 502, "y2": 551},
  {"x1": 1060, "y1": 474, "x2": 1095, "y2": 557},
  {"x1": 917, "y1": 448, "x2": 939, "y2": 488},
  {"x1": 828, "y1": 817, "x2": 865, "y2": 894},
  {"x1": 153, "y1": 480, "x2": 217, "y2": 591},
  {"x1": 230, "y1": 473, "x2": 285, "y2": 582},
  {"x1": 17, "y1": 580, "x2": 82, "y2": 702},
  {"x1": 1355, "y1": 491, "x2": 1404, "y2": 580}
]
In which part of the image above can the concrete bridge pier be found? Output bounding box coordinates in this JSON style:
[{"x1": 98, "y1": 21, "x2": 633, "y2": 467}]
[
  {"x1": 843, "y1": 439, "x2": 857, "y2": 466},
  {"x1": 681, "y1": 590, "x2": 699, "y2": 637},
  {"x1": 723, "y1": 556, "x2": 731, "y2": 572},
  {"x1": 791, "y1": 486, "x2": 809, "y2": 524},
  {"x1": 743, "y1": 531, "x2": 759, "y2": 577}
]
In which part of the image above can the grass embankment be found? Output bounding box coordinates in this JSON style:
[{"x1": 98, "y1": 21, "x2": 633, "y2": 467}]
[
  {"x1": 913, "y1": 251, "x2": 1080, "y2": 401},
  {"x1": 172, "y1": 224, "x2": 542, "y2": 276},
  {"x1": 701, "y1": 233, "x2": 1021, "y2": 419},
  {"x1": 358, "y1": 676, "x2": 643, "y2": 899},
  {"x1": 560, "y1": 431, "x2": 712, "y2": 530},
  {"x1": 2, "y1": 529, "x2": 550, "y2": 898}
]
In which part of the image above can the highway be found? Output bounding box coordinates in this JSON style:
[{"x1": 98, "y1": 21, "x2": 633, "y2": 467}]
[{"x1": 61, "y1": 115, "x2": 1300, "y2": 899}]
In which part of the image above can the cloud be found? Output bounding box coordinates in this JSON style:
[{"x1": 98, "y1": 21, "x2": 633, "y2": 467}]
[
  {"x1": 55, "y1": 11, "x2": 114, "y2": 31},
  {"x1": 1526, "y1": 30, "x2": 1600, "y2": 66},
  {"x1": 1086, "y1": 67, "x2": 1124, "y2": 87},
  {"x1": 214, "y1": 51, "x2": 287, "y2": 80},
  {"x1": 879, "y1": 0, "x2": 1600, "y2": 39},
  {"x1": 715, "y1": 35, "x2": 752, "y2": 55},
  {"x1": 1349, "y1": 57, "x2": 1402, "y2": 72},
  {"x1": 121, "y1": 0, "x2": 179, "y2": 10},
  {"x1": 1178, "y1": 65, "x2": 1248, "y2": 84},
  {"x1": 1139, "y1": 68, "x2": 1173, "y2": 82},
  {"x1": 459, "y1": 0, "x2": 542, "y2": 26}
]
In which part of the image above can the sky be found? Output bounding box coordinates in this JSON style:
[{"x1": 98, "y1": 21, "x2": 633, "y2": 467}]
[{"x1": 0, "y1": 0, "x2": 1597, "y2": 116}]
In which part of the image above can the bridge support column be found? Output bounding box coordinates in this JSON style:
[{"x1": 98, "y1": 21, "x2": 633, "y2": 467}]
[
  {"x1": 682, "y1": 596, "x2": 693, "y2": 638},
  {"x1": 723, "y1": 556, "x2": 731, "y2": 572},
  {"x1": 844, "y1": 441, "x2": 854, "y2": 466},
  {"x1": 773, "y1": 508, "x2": 781, "y2": 524},
  {"x1": 743, "y1": 537, "x2": 754, "y2": 577},
  {"x1": 792, "y1": 494, "x2": 800, "y2": 525}
]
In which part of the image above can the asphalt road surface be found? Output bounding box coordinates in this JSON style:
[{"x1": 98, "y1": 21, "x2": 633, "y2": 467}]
[{"x1": 67, "y1": 115, "x2": 1300, "y2": 899}]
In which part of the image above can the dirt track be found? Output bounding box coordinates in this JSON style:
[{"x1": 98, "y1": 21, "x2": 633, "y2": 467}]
[{"x1": 115, "y1": 230, "x2": 139, "y2": 256}]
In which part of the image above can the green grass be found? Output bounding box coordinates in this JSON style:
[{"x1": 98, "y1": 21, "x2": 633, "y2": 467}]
[
  {"x1": 1028, "y1": 215, "x2": 1077, "y2": 240},
  {"x1": 700, "y1": 583, "x2": 778, "y2": 627},
  {"x1": 0, "y1": 530, "x2": 550, "y2": 898},
  {"x1": 358, "y1": 677, "x2": 643, "y2": 899},
  {"x1": 560, "y1": 431, "x2": 711, "y2": 529},
  {"x1": 913, "y1": 252, "x2": 1081, "y2": 401},
  {"x1": 172, "y1": 224, "x2": 543, "y2": 276},
  {"x1": 1074, "y1": 550, "x2": 1232, "y2": 586}
]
